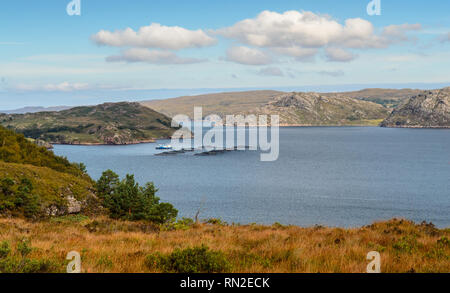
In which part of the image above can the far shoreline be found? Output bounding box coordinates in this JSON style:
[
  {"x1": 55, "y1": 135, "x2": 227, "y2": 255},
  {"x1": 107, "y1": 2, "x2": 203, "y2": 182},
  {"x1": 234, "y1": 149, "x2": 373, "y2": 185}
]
[{"x1": 48, "y1": 125, "x2": 449, "y2": 147}]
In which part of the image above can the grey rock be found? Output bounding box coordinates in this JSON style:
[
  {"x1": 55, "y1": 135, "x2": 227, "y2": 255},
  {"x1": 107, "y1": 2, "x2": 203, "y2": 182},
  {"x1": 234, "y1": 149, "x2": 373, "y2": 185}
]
[{"x1": 381, "y1": 87, "x2": 450, "y2": 128}]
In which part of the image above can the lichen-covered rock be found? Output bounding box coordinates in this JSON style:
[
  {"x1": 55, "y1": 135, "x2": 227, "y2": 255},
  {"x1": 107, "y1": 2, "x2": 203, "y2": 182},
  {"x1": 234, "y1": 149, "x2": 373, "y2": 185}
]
[
  {"x1": 381, "y1": 87, "x2": 450, "y2": 128},
  {"x1": 67, "y1": 196, "x2": 82, "y2": 214}
]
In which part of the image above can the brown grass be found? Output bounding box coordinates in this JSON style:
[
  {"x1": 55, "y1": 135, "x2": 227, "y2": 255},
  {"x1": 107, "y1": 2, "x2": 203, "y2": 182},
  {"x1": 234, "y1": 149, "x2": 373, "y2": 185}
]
[{"x1": 0, "y1": 217, "x2": 448, "y2": 273}]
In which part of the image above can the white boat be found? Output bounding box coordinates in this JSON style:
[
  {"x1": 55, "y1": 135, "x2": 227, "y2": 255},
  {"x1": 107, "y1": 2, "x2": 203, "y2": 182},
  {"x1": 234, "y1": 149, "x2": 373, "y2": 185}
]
[{"x1": 156, "y1": 144, "x2": 173, "y2": 150}]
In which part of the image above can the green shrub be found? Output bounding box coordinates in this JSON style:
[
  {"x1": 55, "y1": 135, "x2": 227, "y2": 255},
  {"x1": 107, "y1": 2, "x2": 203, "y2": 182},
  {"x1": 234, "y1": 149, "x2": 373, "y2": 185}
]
[
  {"x1": 204, "y1": 218, "x2": 228, "y2": 226},
  {"x1": 0, "y1": 256, "x2": 57, "y2": 273},
  {"x1": 437, "y1": 237, "x2": 449, "y2": 247},
  {"x1": 393, "y1": 236, "x2": 419, "y2": 254},
  {"x1": 0, "y1": 178, "x2": 41, "y2": 218},
  {"x1": 272, "y1": 222, "x2": 289, "y2": 229},
  {"x1": 0, "y1": 240, "x2": 58, "y2": 273},
  {"x1": 145, "y1": 245, "x2": 230, "y2": 273},
  {"x1": 98, "y1": 171, "x2": 178, "y2": 224},
  {"x1": 0, "y1": 125, "x2": 87, "y2": 178},
  {"x1": 17, "y1": 238, "x2": 33, "y2": 257},
  {"x1": 17, "y1": 178, "x2": 40, "y2": 219},
  {"x1": 50, "y1": 214, "x2": 90, "y2": 224},
  {"x1": 0, "y1": 241, "x2": 11, "y2": 259},
  {"x1": 162, "y1": 218, "x2": 195, "y2": 231}
]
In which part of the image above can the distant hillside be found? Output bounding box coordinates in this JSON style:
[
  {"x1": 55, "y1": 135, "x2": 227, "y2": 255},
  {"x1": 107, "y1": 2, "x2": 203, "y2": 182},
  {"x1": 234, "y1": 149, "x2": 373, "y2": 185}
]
[
  {"x1": 141, "y1": 90, "x2": 284, "y2": 118},
  {"x1": 0, "y1": 126, "x2": 96, "y2": 218},
  {"x1": 0, "y1": 106, "x2": 72, "y2": 114},
  {"x1": 381, "y1": 87, "x2": 450, "y2": 128},
  {"x1": 0, "y1": 102, "x2": 177, "y2": 145},
  {"x1": 141, "y1": 89, "x2": 423, "y2": 120},
  {"x1": 142, "y1": 90, "x2": 390, "y2": 126},
  {"x1": 251, "y1": 92, "x2": 390, "y2": 126},
  {"x1": 325, "y1": 88, "x2": 424, "y2": 108}
]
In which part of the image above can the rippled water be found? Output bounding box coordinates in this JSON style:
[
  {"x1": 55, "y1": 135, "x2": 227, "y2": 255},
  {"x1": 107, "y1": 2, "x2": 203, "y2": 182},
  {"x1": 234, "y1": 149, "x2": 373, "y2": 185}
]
[{"x1": 53, "y1": 127, "x2": 450, "y2": 227}]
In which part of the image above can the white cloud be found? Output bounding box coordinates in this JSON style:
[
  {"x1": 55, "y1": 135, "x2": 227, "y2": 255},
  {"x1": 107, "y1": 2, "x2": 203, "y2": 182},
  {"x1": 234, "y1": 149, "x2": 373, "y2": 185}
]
[
  {"x1": 106, "y1": 48, "x2": 206, "y2": 64},
  {"x1": 218, "y1": 11, "x2": 343, "y2": 48},
  {"x1": 382, "y1": 23, "x2": 422, "y2": 41},
  {"x1": 258, "y1": 67, "x2": 284, "y2": 76},
  {"x1": 14, "y1": 82, "x2": 90, "y2": 92},
  {"x1": 325, "y1": 48, "x2": 357, "y2": 62},
  {"x1": 225, "y1": 46, "x2": 272, "y2": 65},
  {"x1": 217, "y1": 10, "x2": 421, "y2": 63},
  {"x1": 92, "y1": 23, "x2": 216, "y2": 50}
]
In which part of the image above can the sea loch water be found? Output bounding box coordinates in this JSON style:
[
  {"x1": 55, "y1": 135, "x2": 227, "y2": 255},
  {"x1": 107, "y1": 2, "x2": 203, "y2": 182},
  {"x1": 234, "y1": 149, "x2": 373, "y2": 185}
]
[{"x1": 53, "y1": 127, "x2": 450, "y2": 228}]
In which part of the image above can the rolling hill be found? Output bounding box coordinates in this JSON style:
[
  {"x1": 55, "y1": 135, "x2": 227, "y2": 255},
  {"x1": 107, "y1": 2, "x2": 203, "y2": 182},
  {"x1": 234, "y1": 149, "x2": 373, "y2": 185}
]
[
  {"x1": 142, "y1": 90, "x2": 391, "y2": 126},
  {"x1": 0, "y1": 125, "x2": 97, "y2": 218},
  {"x1": 0, "y1": 102, "x2": 177, "y2": 145},
  {"x1": 141, "y1": 90, "x2": 283, "y2": 118},
  {"x1": 0, "y1": 106, "x2": 72, "y2": 114},
  {"x1": 249, "y1": 92, "x2": 390, "y2": 126},
  {"x1": 324, "y1": 88, "x2": 424, "y2": 108},
  {"x1": 381, "y1": 87, "x2": 450, "y2": 128}
]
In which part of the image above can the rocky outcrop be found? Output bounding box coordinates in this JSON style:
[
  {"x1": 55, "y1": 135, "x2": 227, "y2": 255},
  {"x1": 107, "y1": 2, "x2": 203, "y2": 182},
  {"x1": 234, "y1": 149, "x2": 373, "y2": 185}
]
[
  {"x1": 381, "y1": 87, "x2": 450, "y2": 128},
  {"x1": 34, "y1": 139, "x2": 54, "y2": 149},
  {"x1": 251, "y1": 92, "x2": 390, "y2": 126},
  {"x1": 45, "y1": 192, "x2": 101, "y2": 217}
]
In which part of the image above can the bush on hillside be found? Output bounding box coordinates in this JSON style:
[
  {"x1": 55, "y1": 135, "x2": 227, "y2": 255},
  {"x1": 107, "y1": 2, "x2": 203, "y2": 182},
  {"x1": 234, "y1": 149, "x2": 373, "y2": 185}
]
[
  {"x1": 0, "y1": 177, "x2": 40, "y2": 219},
  {"x1": 97, "y1": 170, "x2": 178, "y2": 224},
  {"x1": 0, "y1": 240, "x2": 58, "y2": 273},
  {"x1": 145, "y1": 245, "x2": 230, "y2": 273},
  {"x1": 0, "y1": 126, "x2": 87, "y2": 178}
]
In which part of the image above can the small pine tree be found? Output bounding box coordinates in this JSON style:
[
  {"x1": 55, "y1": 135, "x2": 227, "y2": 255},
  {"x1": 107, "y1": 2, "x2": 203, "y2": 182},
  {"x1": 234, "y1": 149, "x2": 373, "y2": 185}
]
[
  {"x1": 17, "y1": 179, "x2": 40, "y2": 219},
  {"x1": 96, "y1": 169, "x2": 120, "y2": 200},
  {"x1": 98, "y1": 171, "x2": 178, "y2": 224}
]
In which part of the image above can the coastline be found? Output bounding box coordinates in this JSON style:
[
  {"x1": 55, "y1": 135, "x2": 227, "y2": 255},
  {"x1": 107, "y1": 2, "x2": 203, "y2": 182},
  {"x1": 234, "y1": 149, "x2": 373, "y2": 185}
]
[
  {"x1": 47, "y1": 125, "x2": 450, "y2": 147},
  {"x1": 51, "y1": 139, "x2": 159, "y2": 146},
  {"x1": 380, "y1": 125, "x2": 450, "y2": 129}
]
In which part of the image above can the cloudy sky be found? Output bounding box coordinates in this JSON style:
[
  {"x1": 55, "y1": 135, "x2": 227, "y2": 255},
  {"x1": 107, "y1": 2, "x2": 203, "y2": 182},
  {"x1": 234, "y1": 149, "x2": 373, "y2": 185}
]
[{"x1": 0, "y1": 0, "x2": 449, "y2": 109}]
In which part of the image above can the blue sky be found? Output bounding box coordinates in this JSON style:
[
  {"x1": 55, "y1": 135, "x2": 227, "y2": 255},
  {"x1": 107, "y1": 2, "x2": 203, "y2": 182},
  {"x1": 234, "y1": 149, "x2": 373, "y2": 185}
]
[{"x1": 0, "y1": 0, "x2": 449, "y2": 109}]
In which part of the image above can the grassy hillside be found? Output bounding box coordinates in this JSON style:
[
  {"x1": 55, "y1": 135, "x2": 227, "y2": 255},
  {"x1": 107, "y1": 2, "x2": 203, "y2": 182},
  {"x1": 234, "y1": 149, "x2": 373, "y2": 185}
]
[
  {"x1": 141, "y1": 90, "x2": 283, "y2": 118},
  {"x1": 141, "y1": 89, "x2": 395, "y2": 126},
  {"x1": 0, "y1": 102, "x2": 177, "y2": 145},
  {"x1": 0, "y1": 126, "x2": 86, "y2": 177},
  {"x1": 325, "y1": 88, "x2": 423, "y2": 108},
  {"x1": 0, "y1": 162, "x2": 95, "y2": 216},
  {"x1": 0, "y1": 217, "x2": 448, "y2": 273},
  {"x1": 0, "y1": 126, "x2": 95, "y2": 218}
]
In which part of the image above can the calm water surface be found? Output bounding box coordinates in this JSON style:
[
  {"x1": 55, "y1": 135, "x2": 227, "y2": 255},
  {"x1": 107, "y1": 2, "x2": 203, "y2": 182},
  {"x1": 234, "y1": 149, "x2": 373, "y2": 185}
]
[{"x1": 53, "y1": 127, "x2": 450, "y2": 227}]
